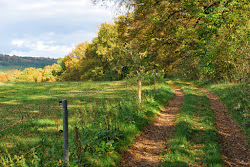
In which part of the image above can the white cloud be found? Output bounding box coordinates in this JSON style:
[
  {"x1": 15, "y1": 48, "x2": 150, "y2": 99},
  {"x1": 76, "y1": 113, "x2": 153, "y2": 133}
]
[
  {"x1": 0, "y1": 0, "x2": 114, "y2": 24},
  {"x1": 11, "y1": 40, "x2": 25, "y2": 47},
  {"x1": 10, "y1": 38, "x2": 73, "y2": 58},
  {"x1": 0, "y1": 0, "x2": 116, "y2": 58},
  {"x1": 9, "y1": 29, "x2": 97, "y2": 58}
]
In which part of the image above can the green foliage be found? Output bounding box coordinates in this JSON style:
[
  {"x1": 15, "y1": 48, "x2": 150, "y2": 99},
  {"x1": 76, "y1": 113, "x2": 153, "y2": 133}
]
[
  {"x1": 52, "y1": 58, "x2": 65, "y2": 79},
  {"x1": 87, "y1": 0, "x2": 249, "y2": 83},
  {"x1": 8, "y1": 65, "x2": 58, "y2": 82},
  {"x1": 126, "y1": 74, "x2": 165, "y2": 86},
  {"x1": 14, "y1": 67, "x2": 42, "y2": 82}
]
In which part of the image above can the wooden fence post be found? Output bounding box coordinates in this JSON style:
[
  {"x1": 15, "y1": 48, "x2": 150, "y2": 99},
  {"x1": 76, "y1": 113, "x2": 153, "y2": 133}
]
[
  {"x1": 138, "y1": 75, "x2": 142, "y2": 107},
  {"x1": 155, "y1": 73, "x2": 158, "y2": 92},
  {"x1": 60, "y1": 99, "x2": 69, "y2": 166}
]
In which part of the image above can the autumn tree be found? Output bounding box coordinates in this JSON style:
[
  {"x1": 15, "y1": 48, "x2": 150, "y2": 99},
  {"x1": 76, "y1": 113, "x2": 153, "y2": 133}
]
[
  {"x1": 93, "y1": 0, "x2": 249, "y2": 82},
  {"x1": 62, "y1": 42, "x2": 89, "y2": 81}
]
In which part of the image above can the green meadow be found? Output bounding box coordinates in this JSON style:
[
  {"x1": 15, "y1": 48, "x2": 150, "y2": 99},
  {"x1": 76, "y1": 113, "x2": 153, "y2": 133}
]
[
  {"x1": 0, "y1": 78, "x2": 175, "y2": 166},
  {"x1": 0, "y1": 78, "x2": 248, "y2": 166}
]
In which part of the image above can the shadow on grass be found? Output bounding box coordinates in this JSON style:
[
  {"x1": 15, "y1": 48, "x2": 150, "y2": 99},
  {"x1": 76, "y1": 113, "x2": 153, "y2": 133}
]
[{"x1": 161, "y1": 161, "x2": 189, "y2": 167}]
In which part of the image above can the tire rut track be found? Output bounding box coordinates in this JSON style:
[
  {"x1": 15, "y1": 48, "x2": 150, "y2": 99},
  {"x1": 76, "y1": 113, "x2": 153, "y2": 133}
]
[
  {"x1": 183, "y1": 82, "x2": 249, "y2": 166},
  {"x1": 120, "y1": 81, "x2": 184, "y2": 167}
]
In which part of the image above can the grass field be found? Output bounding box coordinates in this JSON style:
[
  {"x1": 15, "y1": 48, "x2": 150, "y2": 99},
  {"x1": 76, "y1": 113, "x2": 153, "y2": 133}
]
[
  {"x1": 0, "y1": 78, "x2": 248, "y2": 166},
  {"x1": 0, "y1": 78, "x2": 175, "y2": 166}
]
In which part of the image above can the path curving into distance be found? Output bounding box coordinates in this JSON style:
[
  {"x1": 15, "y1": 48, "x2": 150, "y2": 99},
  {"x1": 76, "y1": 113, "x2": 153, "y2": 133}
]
[{"x1": 120, "y1": 81, "x2": 184, "y2": 167}]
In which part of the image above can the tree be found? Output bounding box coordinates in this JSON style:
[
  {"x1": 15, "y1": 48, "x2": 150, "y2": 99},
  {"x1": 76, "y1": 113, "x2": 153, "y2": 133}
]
[
  {"x1": 62, "y1": 42, "x2": 88, "y2": 81},
  {"x1": 94, "y1": 0, "x2": 249, "y2": 82}
]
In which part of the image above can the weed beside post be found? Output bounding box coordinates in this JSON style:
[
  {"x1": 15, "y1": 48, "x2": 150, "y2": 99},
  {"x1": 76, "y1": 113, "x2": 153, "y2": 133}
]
[{"x1": 74, "y1": 127, "x2": 82, "y2": 161}]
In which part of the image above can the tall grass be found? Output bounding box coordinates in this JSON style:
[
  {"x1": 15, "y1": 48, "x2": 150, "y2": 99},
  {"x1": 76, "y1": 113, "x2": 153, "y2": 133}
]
[{"x1": 0, "y1": 77, "x2": 175, "y2": 166}]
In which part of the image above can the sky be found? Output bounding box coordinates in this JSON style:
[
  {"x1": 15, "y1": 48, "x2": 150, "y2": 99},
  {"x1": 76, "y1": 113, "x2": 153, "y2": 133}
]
[{"x1": 0, "y1": 0, "x2": 115, "y2": 59}]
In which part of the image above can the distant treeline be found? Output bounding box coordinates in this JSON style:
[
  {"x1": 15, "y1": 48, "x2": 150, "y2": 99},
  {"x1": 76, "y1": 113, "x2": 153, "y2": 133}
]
[{"x1": 0, "y1": 54, "x2": 57, "y2": 72}]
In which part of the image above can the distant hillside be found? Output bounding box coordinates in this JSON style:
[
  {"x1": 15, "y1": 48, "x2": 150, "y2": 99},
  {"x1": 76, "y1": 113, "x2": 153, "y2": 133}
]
[{"x1": 0, "y1": 54, "x2": 58, "y2": 72}]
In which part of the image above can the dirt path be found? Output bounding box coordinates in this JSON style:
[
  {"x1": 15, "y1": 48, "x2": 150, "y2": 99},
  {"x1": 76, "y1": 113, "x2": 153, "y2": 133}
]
[
  {"x1": 185, "y1": 82, "x2": 250, "y2": 166},
  {"x1": 120, "y1": 81, "x2": 184, "y2": 167}
]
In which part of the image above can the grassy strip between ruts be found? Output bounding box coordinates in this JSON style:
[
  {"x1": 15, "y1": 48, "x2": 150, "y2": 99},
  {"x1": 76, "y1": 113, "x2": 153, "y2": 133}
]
[
  {"x1": 161, "y1": 81, "x2": 223, "y2": 167},
  {"x1": 0, "y1": 76, "x2": 175, "y2": 166}
]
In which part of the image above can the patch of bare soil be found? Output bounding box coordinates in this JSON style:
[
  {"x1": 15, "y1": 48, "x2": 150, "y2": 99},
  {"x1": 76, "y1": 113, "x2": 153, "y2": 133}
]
[
  {"x1": 196, "y1": 86, "x2": 249, "y2": 167},
  {"x1": 120, "y1": 81, "x2": 184, "y2": 167}
]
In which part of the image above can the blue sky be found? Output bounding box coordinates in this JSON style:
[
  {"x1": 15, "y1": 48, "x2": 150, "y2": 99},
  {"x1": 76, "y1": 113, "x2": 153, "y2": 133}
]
[{"x1": 0, "y1": 0, "x2": 115, "y2": 59}]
